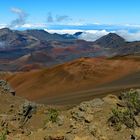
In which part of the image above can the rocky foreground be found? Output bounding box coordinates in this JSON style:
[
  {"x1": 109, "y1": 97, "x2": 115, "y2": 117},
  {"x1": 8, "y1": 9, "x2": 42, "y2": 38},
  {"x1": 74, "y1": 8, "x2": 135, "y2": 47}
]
[{"x1": 0, "y1": 80, "x2": 140, "y2": 140}]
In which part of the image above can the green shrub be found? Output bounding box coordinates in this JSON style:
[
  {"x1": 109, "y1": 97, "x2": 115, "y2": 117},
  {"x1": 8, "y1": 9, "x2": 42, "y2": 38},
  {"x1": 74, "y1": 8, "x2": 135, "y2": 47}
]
[
  {"x1": 108, "y1": 89, "x2": 140, "y2": 130},
  {"x1": 121, "y1": 89, "x2": 140, "y2": 114},
  {"x1": 109, "y1": 107, "x2": 134, "y2": 130},
  {"x1": 45, "y1": 108, "x2": 59, "y2": 123},
  {"x1": 0, "y1": 129, "x2": 7, "y2": 140}
]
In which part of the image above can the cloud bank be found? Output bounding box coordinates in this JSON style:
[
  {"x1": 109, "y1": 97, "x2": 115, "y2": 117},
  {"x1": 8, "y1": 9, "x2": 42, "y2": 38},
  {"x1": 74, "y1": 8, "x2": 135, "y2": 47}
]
[
  {"x1": 78, "y1": 30, "x2": 140, "y2": 42},
  {"x1": 45, "y1": 29, "x2": 140, "y2": 42},
  {"x1": 78, "y1": 30, "x2": 109, "y2": 41},
  {"x1": 115, "y1": 30, "x2": 140, "y2": 42}
]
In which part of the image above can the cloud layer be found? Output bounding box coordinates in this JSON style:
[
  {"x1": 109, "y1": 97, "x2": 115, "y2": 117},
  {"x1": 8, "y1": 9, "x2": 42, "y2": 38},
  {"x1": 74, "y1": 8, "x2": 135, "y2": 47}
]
[
  {"x1": 78, "y1": 30, "x2": 109, "y2": 41},
  {"x1": 78, "y1": 30, "x2": 140, "y2": 42},
  {"x1": 115, "y1": 30, "x2": 140, "y2": 42},
  {"x1": 45, "y1": 29, "x2": 140, "y2": 42}
]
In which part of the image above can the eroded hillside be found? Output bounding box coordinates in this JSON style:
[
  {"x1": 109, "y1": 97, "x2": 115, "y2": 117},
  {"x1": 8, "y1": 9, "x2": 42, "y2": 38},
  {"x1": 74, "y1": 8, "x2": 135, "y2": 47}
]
[{"x1": 6, "y1": 57, "x2": 140, "y2": 104}]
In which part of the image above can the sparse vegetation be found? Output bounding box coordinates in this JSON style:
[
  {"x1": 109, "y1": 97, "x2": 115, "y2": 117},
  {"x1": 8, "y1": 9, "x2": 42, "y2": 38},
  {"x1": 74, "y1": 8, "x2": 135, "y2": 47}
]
[
  {"x1": 109, "y1": 107, "x2": 134, "y2": 130},
  {"x1": 108, "y1": 89, "x2": 140, "y2": 130},
  {"x1": 120, "y1": 89, "x2": 140, "y2": 114},
  {"x1": 45, "y1": 108, "x2": 59, "y2": 123},
  {"x1": 0, "y1": 129, "x2": 7, "y2": 140}
]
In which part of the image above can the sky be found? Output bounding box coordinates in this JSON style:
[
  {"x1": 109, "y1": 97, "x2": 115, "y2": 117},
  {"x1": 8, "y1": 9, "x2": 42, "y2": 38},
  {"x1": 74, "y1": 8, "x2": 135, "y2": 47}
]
[{"x1": 1, "y1": 0, "x2": 140, "y2": 41}]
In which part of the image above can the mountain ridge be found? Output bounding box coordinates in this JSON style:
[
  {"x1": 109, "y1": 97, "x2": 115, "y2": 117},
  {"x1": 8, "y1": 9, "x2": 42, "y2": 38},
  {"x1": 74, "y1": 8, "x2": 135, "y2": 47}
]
[{"x1": 0, "y1": 28, "x2": 139, "y2": 71}]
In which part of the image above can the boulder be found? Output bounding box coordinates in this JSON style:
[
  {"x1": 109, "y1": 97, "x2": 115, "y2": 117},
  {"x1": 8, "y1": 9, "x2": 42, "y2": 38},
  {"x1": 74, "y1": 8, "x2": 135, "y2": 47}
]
[
  {"x1": 134, "y1": 128, "x2": 140, "y2": 139},
  {"x1": 57, "y1": 115, "x2": 65, "y2": 126},
  {"x1": 103, "y1": 94, "x2": 119, "y2": 104},
  {"x1": 0, "y1": 80, "x2": 15, "y2": 95},
  {"x1": 17, "y1": 101, "x2": 37, "y2": 128}
]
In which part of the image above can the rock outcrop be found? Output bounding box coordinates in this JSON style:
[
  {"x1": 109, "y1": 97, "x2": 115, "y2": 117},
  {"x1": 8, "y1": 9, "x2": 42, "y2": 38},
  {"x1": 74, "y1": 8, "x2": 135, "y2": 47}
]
[
  {"x1": 0, "y1": 83, "x2": 140, "y2": 140},
  {"x1": 0, "y1": 80, "x2": 15, "y2": 95}
]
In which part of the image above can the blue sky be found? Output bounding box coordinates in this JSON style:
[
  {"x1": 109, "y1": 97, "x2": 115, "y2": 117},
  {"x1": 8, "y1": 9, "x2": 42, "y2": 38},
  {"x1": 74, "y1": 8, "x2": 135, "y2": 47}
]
[
  {"x1": 1, "y1": 0, "x2": 140, "y2": 42},
  {"x1": 1, "y1": 0, "x2": 140, "y2": 26}
]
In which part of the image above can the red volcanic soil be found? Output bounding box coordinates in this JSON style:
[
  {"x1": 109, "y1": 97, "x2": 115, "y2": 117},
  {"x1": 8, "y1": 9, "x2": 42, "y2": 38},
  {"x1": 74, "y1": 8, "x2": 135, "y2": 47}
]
[
  {"x1": 51, "y1": 46, "x2": 79, "y2": 56},
  {"x1": 6, "y1": 57, "x2": 140, "y2": 104}
]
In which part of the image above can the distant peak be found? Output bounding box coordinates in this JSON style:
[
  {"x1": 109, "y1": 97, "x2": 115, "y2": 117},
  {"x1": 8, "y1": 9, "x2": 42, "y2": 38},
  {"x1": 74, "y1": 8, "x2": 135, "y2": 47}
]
[
  {"x1": 95, "y1": 33, "x2": 125, "y2": 48},
  {"x1": 73, "y1": 32, "x2": 83, "y2": 37},
  {"x1": 108, "y1": 33, "x2": 117, "y2": 35},
  {"x1": 25, "y1": 29, "x2": 48, "y2": 33},
  {"x1": 106, "y1": 33, "x2": 124, "y2": 38}
]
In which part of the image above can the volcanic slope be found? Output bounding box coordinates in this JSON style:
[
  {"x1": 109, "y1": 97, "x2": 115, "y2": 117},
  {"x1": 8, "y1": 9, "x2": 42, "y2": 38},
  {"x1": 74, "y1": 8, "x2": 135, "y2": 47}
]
[{"x1": 7, "y1": 57, "x2": 140, "y2": 104}]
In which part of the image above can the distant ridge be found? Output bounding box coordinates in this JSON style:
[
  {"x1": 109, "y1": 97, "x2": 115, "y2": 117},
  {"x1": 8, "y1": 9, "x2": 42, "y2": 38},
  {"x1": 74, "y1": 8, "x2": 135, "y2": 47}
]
[
  {"x1": 0, "y1": 28, "x2": 139, "y2": 71},
  {"x1": 95, "y1": 33, "x2": 125, "y2": 48},
  {"x1": 23, "y1": 29, "x2": 75, "y2": 41}
]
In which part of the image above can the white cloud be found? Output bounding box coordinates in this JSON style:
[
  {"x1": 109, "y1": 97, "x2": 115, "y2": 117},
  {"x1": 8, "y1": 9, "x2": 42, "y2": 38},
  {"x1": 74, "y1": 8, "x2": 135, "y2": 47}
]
[
  {"x1": 116, "y1": 30, "x2": 140, "y2": 42},
  {"x1": 79, "y1": 30, "x2": 140, "y2": 42},
  {"x1": 10, "y1": 7, "x2": 28, "y2": 28},
  {"x1": 44, "y1": 29, "x2": 109, "y2": 41},
  {"x1": 124, "y1": 24, "x2": 140, "y2": 28},
  {"x1": 11, "y1": 7, "x2": 24, "y2": 14},
  {"x1": 0, "y1": 24, "x2": 7, "y2": 29},
  {"x1": 46, "y1": 12, "x2": 71, "y2": 23},
  {"x1": 47, "y1": 12, "x2": 54, "y2": 23},
  {"x1": 44, "y1": 29, "x2": 140, "y2": 42},
  {"x1": 78, "y1": 30, "x2": 109, "y2": 41},
  {"x1": 44, "y1": 29, "x2": 83, "y2": 34},
  {"x1": 21, "y1": 23, "x2": 47, "y2": 28},
  {"x1": 56, "y1": 15, "x2": 71, "y2": 22}
]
